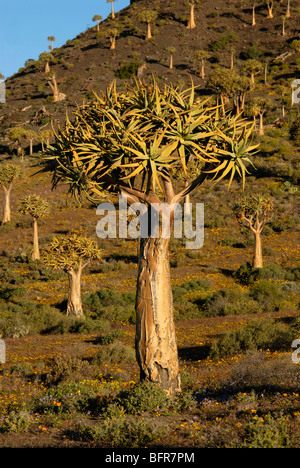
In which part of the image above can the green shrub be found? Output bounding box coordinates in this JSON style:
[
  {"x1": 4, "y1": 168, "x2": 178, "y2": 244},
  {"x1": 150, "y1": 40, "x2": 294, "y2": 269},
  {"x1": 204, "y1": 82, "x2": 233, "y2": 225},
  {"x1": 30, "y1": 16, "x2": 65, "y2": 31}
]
[
  {"x1": 0, "y1": 410, "x2": 31, "y2": 433},
  {"x1": 75, "y1": 418, "x2": 165, "y2": 447},
  {"x1": 234, "y1": 263, "x2": 297, "y2": 285},
  {"x1": 210, "y1": 33, "x2": 238, "y2": 51},
  {"x1": 92, "y1": 341, "x2": 135, "y2": 365},
  {"x1": 115, "y1": 61, "x2": 141, "y2": 79},
  {"x1": 97, "y1": 329, "x2": 126, "y2": 344},
  {"x1": 82, "y1": 288, "x2": 135, "y2": 324},
  {"x1": 228, "y1": 351, "x2": 300, "y2": 391},
  {"x1": 210, "y1": 319, "x2": 292, "y2": 358},
  {"x1": 34, "y1": 382, "x2": 97, "y2": 415},
  {"x1": 201, "y1": 287, "x2": 259, "y2": 317},
  {"x1": 241, "y1": 413, "x2": 291, "y2": 448},
  {"x1": 46, "y1": 354, "x2": 95, "y2": 385},
  {"x1": 117, "y1": 382, "x2": 168, "y2": 415},
  {"x1": 249, "y1": 280, "x2": 285, "y2": 312}
]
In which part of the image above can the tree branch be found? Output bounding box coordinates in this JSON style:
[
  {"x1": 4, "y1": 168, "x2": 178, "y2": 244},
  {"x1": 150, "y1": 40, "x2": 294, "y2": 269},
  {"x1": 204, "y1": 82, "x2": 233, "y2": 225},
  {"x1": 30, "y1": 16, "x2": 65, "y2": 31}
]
[{"x1": 173, "y1": 162, "x2": 213, "y2": 204}]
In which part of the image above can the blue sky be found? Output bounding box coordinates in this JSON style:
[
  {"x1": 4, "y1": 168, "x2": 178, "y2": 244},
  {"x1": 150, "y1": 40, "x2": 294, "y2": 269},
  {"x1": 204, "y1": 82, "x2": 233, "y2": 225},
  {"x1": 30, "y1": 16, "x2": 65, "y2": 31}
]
[{"x1": 0, "y1": 0, "x2": 131, "y2": 79}]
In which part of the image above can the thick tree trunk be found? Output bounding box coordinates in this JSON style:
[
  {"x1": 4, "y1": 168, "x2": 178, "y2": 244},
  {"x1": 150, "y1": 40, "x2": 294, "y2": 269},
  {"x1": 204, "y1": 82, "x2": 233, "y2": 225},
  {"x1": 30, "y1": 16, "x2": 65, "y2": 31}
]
[
  {"x1": 48, "y1": 76, "x2": 66, "y2": 102},
  {"x1": 267, "y1": 4, "x2": 273, "y2": 18},
  {"x1": 110, "y1": 36, "x2": 116, "y2": 50},
  {"x1": 252, "y1": 5, "x2": 256, "y2": 26},
  {"x1": 187, "y1": 2, "x2": 196, "y2": 29},
  {"x1": 67, "y1": 268, "x2": 84, "y2": 318},
  {"x1": 146, "y1": 22, "x2": 152, "y2": 40},
  {"x1": 253, "y1": 231, "x2": 263, "y2": 269},
  {"x1": 32, "y1": 218, "x2": 40, "y2": 260},
  {"x1": 259, "y1": 113, "x2": 264, "y2": 136},
  {"x1": 2, "y1": 185, "x2": 11, "y2": 224},
  {"x1": 135, "y1": 235, "x2": 181, "y2": 396}
]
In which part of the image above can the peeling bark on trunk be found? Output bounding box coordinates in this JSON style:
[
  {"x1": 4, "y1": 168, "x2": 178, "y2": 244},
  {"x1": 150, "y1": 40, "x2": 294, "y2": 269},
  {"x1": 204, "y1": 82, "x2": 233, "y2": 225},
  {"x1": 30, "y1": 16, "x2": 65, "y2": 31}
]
[
  {"x1": 2, "y1": 185, "x2": 11, "y2": 224},
  {"x1": 32, "y1": 218, "x2": 40, "y2": 261},
  {"x1": 66, "y1": 267, "x2": 84, "y2": 318},
  {"x1": 187, "y1": 2, "x2": 196, "y2": 29},
  {"x1": 135, "y1": 234, "x2": 181, "y2": 396},
  {"x1": 253, "y1": 231, "x2": 263, "y2": 269}
]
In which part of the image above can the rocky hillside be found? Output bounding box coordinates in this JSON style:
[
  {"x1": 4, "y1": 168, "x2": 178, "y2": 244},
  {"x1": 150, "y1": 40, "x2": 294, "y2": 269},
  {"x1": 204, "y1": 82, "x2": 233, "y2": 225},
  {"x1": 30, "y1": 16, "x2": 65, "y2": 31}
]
[{"x1": 0, "y1": 0, "x2": 300, "y2": 153}]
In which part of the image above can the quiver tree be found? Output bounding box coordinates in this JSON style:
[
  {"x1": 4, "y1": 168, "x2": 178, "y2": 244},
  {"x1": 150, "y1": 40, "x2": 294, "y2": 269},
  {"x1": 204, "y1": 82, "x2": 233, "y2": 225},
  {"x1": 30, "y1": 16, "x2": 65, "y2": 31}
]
[
  {"x1": 281, "y1": 15, "x2": 288, "y2": 35},
  {"x1": 166, "y1": 46, "x2": 176, "y2": 69},
  {"x1": 266, "y1": 0, "x2": 274, "y2": 17},
  {"x1": 46, "y1": 71, "x2": 66, "y2": 102},
  {"x1": 138, "y1": 9, "x2": 158, "y2": 40},
  {"x1": 43, "y1": 233, "x2": 103, "y2": 318},
  {"x1": 106, "y1": 0, "x2": 117, "y2": 19},
  {"x1": 39, "y1": 52, "x2": 54, "y2": 74},
  {"x1": 40, "y1": 79, "x2": 258, "y2": 395},
  {"x1": 233, "y1": 195, "x2": 274, "y2": 268},
  {"x1": 8, "y1": 127, "x2": 26, "y2": 159},
  {"x1": 208, "y1": 67, "x2": 251, "y2": 114},
  {"x1": 19, "y1": 195, "x2": 50, "y2": 260},
  {"x1": 48, "y1": 36, "x2": 56, "y2": 52},
  {"x1": 106, "y1": 25, "x2": 121, "y2": 50},
  {"x1": 187, "y1": 0, "x2": 196, "y2": 29},
  {"x1": 194, "y1": 50, "x2": 210, "y2": 79},
  {"x1": 0, "y1": 164, "x2": 22, "y2": 224},
  {"x1": 24, "y1": 128, "x2": 38, "y2": 156},
  {"x1": 248, "y1": 97, "x2": 272, "y2": 135},
  {"x1": 92, "y1": 14, "x2": 103, "y2": 31},
  {"x1": 39, "y1": 129, "x2": 53, "y2": 151},
  {"x1": 241, "y1": 59, "x2": 263, "y2": 88}
]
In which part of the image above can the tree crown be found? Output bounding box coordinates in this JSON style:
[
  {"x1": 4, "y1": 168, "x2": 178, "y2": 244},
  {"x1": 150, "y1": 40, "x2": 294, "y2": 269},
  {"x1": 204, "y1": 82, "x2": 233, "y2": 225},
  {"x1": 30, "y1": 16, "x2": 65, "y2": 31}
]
[
  {"x1": 19, "y1": 195, "x2": 50, "y2": 219},
  {"x1": 43, "y1": 232, "x2": 103, "y2": 271},
  {"x1": 40, "y1": 79, "x2": 258, "y2": 203},
  {"x1": 233, "y1": 194, "x2": 274, "y2": 221},
  {"x1": 138, "y1": 9, "x2": 158, "y2": 23},
  {"x1": 93, "y1": 14, "x2": 103, "y2": 21},
  {"x1": 0, "y1": 164, "x2": 22, "y2": 185}
]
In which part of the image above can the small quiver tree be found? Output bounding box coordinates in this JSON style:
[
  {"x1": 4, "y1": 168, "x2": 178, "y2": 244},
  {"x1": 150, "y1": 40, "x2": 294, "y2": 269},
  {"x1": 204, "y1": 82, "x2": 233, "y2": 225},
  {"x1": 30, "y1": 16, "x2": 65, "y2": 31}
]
[
  {"x1": 8, "y1": 127, "x2": 26, "y2": 159},
  {"x1": 194, "y1": 50, "x2": 210, "y2": 79},
  {"x1": 92, "y1": 14, "x2": 103, "y2": 31},
  {"x1": 166, "y1": 46, "x2": 176, "y2": 69},
  {"x1": 19, "y1": 195, "x2": 50, "y2": 260},
  {"x1": 40, "y1": 79, "x2": 258, "y2": 395},
  {"x1": 0, "y1": 164, "x2": 22, "y2": 224},
  {"x1": 43, "y1": 233, "x2": 103, "y2": 318},
  {"x1": 106, "y1": 0, "x2": 117, "y2": 20},
  {"x1": 233, "y1": 194, "x2": 274, "y2": 269},
  {"x1": 138, "y1": 9, "x2": 158, "y2": 40}
]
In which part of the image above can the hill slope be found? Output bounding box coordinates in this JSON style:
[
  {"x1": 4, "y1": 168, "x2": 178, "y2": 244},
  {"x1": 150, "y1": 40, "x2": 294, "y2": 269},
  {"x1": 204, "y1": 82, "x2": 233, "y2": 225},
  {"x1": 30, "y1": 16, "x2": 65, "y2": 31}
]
[{"x1": 0, "y1": 0, "x2": 300, "y2": 152}]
